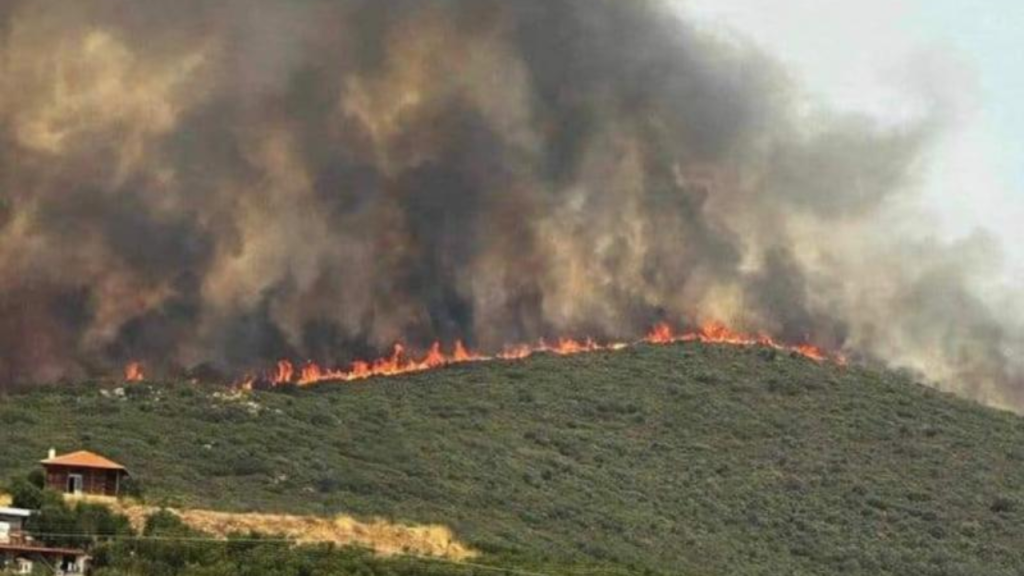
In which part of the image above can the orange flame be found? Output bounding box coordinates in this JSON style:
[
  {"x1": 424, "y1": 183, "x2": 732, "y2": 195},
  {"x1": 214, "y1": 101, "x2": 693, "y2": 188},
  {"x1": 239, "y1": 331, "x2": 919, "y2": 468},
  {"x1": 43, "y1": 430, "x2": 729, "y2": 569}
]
[
  {"x1": 644, "y1": 322, "x2": 835, "y2": 362},
  {"x1": 124, "y1": 361, "x2": 146, "y2": 382},
  {"x1": 646, "y1": 322, "x2": 675, "y2": 344},
  {"x1": 273, "y1": 360, "x2": 294, "y2": 384},
  {"x1": 243, "y1": 321, "x2": 842, "y2": 389},
  {"x1": 453, "y1": 340, "x2": 480, "y2": 362}
]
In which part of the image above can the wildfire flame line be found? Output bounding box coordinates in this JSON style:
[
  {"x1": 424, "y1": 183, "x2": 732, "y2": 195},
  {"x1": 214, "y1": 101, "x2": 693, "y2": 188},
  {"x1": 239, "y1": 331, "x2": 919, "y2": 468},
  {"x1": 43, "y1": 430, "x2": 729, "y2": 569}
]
[{"x1": 234, "y1": 322, "x2": 842, "y2": 390}]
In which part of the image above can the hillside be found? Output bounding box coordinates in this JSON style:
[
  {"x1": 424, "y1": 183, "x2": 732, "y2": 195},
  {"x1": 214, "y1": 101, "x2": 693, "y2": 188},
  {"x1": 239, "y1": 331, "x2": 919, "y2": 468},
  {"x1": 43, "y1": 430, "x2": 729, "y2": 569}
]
[{"x1": 2, "y1": 342, "x2": 1024, "y2": 575}]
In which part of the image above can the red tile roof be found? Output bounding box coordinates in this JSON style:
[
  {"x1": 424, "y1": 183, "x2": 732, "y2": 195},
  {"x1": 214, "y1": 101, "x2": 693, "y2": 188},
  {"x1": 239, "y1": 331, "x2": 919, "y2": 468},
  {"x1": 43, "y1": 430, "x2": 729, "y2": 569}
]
[{"x1": 40, "y1": 450, "x2": 127, "y2": 471}]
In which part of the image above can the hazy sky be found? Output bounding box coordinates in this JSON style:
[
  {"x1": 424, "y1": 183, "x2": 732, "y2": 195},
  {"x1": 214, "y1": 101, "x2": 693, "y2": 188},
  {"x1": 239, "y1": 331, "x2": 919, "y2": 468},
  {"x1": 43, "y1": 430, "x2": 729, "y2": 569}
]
[{"x1": 678, "y1": 0, "x2": 1024, "y2": 282}]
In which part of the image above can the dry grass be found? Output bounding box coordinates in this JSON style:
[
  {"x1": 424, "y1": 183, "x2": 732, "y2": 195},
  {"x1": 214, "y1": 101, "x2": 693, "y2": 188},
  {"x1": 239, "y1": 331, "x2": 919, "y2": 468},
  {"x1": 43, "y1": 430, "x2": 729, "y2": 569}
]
[
  {"x1": 63, "y1": 493, "x2": 118, "y2": 505},
  {"x1": 113, "y1": 502, "x2": 476, "y2": 560},
  {"x1": 0, "y1": 492, "x2": 11, "y2": 507}
]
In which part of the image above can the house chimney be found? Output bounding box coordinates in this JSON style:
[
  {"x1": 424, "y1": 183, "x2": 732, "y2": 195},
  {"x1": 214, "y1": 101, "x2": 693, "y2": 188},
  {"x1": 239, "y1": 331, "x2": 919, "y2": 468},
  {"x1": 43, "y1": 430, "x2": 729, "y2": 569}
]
[{"x1": 47, "y1": 448, "x2": 56, "y2": 460}]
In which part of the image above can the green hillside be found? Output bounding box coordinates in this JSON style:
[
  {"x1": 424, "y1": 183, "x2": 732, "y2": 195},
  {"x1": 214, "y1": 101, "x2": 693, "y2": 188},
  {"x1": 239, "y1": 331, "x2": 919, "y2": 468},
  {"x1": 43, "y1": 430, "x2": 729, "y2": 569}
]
[{"x1": 3, "y1": 342, "x2": 1024, "y2": 575}]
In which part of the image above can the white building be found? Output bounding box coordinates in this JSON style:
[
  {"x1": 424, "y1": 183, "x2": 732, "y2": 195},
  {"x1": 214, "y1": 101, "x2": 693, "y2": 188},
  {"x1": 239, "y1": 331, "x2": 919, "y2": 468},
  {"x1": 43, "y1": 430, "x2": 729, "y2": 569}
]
[
  {"x1": 0, "y1": 507, "x2": 31, "y2": 544},
  {"x1": 0, "y1": 507, "x2": 89, "y2": 575}
]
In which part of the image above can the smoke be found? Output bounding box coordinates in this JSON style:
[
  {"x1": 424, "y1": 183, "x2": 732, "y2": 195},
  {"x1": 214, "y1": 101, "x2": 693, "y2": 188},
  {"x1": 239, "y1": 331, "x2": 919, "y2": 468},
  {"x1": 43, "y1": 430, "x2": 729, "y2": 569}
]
[{"x1": 0, "y1": 0, "x2": 1021, "y2": 408}]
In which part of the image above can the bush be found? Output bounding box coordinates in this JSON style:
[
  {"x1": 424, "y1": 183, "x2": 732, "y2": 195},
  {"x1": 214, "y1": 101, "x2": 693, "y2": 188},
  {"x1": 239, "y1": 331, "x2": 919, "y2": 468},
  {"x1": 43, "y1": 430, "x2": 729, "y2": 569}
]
[
  {"x1": 26, "y1": 468, "x2": 45, "y2": 489},
  {"x1": 121, "y1": 476, "x2": 145, "y2": 500},
  {"x1": 991, "y1": 496, "x2": 1017, "y2": 514},
  {"x1": 144, "y1": 509, "x2": 196, "y2": 537},
  {"x1": 26, "y1": 493, "x2": 134, "y2": 548},
  {"x1": 7, "y1": 473, "x2": 44, "y2": 509}
]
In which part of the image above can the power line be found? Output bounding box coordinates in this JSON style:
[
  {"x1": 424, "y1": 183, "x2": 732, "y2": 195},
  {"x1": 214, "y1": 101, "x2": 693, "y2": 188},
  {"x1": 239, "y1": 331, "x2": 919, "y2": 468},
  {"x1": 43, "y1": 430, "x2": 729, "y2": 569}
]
[{"x1": 25, "y1": 532, "x2": 296, "y2": 543}]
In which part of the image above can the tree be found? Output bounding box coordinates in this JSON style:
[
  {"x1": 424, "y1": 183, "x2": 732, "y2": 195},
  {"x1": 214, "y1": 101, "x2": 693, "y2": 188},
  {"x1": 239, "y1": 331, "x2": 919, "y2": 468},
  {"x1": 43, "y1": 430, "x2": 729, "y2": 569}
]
[{"x1": 7, "y1": 474, "x2": 43, "y2": 510}]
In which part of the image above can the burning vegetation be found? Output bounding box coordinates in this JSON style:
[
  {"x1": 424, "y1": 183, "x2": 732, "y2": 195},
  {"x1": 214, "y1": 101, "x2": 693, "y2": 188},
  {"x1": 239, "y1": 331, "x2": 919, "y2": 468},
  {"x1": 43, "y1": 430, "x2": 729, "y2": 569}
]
[
  {"x1": 0, "y1": 0, "x2": 1021, "y2": 408},
  {"x1": 123, "y1": 361, "x2": 146, "y2": 382},
  {"x1": 237, "y1": 321, "x2": 838, "y2": 389}
]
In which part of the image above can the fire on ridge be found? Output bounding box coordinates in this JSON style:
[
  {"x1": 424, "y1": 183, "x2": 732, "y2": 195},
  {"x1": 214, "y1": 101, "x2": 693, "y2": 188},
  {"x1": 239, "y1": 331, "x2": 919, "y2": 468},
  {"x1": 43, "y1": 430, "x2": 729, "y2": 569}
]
[{"x1": 213, "y1": 321, "x2": 840, "y2": 389}]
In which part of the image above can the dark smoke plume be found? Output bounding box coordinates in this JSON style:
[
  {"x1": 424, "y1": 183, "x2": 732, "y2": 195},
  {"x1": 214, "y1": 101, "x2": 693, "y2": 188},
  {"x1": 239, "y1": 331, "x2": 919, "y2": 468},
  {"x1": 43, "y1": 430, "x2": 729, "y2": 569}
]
[{"x1": 0, "y1": 0, "x2": 1021, "y2": 408}]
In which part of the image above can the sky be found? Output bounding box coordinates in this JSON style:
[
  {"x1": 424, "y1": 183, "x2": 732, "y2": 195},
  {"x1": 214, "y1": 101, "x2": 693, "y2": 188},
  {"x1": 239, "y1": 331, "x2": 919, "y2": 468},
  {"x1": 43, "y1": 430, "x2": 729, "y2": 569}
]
[{"x1": 676, "y1": 0, "x2": 1024, "y2": 283}]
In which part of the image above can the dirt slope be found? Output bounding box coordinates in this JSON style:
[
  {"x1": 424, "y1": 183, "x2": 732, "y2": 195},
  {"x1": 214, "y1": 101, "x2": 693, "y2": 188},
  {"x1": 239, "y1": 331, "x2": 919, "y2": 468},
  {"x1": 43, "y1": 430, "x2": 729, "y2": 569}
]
[{"x1": 112, "y1": 501, "x2": 475, "y2": 560}]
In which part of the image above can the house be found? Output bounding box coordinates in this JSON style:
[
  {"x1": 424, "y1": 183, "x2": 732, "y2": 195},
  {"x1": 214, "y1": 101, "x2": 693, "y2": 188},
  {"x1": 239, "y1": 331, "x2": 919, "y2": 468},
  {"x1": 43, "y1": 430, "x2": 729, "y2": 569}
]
[
  {"x1": 41, "y1": 449, "x2": 130, "y2": 498},
  {"x1": 0, "y1": 507, "x2": 89, "y2": 574},
  {"x1": 0, "y1": 507, "x2": 31, "y2": 544},
  {"x1": 0, "y1": 542, "x2": 89, "y2": 575}
]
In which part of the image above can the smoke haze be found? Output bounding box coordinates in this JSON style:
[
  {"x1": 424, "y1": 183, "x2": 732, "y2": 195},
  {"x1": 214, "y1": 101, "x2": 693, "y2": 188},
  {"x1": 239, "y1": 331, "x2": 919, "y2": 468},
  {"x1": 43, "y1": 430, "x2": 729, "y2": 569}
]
[{"x1": 1, "y1": 0, "x2": 1021, "y2": 408}]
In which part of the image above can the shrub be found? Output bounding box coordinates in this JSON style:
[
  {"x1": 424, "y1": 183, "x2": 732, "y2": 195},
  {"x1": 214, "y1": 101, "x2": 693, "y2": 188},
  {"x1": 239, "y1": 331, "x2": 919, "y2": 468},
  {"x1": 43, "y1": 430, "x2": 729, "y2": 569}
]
[
  {"x1": 121, "y1": 476, "x2": 145, "y2": 500},
  {"x1": 990, "y1": 496, "x2": 1017, "y2": 514},
  {"x1": 27, "y1": 497, "x2": 134, "y2": 548},
  {"x1": 7, "y1": 473, "x2": 43, "y2": 509}
]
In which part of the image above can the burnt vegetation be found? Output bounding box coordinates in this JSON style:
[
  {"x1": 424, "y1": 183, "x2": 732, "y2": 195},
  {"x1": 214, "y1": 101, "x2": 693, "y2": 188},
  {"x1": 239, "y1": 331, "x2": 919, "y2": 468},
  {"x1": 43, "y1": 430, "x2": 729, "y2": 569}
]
[{"x1": 2, "y1": 343, "x2": 1024, "y2": 575}]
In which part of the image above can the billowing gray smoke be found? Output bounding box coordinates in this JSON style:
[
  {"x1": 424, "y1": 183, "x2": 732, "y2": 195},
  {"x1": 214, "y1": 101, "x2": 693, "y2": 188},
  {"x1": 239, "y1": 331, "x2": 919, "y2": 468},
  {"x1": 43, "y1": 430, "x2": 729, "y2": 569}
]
[{"x1": 1, "y1": 0, "x2": 1021, "y2": 408}]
